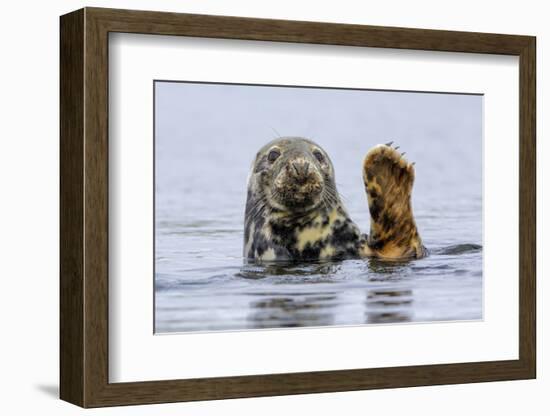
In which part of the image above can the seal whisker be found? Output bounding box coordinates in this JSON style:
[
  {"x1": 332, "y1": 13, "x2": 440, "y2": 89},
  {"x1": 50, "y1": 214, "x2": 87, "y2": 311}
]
[{"x1": 268, "y1": 125, "x2": 282, "y2": 139}]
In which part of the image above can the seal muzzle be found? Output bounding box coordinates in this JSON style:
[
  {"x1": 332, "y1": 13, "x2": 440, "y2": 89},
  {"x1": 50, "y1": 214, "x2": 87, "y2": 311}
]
[{"x1": 273, "y1": 156, "x2": 323, "y2": 209}]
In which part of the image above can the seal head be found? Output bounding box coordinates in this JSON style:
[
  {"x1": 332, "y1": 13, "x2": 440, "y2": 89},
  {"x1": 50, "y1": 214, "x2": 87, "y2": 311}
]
[
  {"x1": 255, "y1": 137, "x2": 334, "y2": 212},
  {"x1": 243, "y1": 137, "x2": 364, "y2": 262}
]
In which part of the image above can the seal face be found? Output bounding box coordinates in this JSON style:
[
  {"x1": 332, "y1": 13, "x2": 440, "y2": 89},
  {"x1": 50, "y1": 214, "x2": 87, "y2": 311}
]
[{"x1": 244, "y1": 137, "x2": 425, "y2": 263}]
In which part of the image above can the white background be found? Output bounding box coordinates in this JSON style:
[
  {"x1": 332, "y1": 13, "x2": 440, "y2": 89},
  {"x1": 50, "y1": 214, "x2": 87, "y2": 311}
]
[
  {"x1": 0, "y1": 0, "x2": 545, "y2": 414},
  {"x1": 110, "y1": 34, "x2": 518, "y2": 382}
]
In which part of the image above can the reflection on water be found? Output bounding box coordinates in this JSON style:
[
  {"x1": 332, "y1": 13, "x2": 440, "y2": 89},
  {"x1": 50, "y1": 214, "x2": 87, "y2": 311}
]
[
  {"x1": 249, "y1": 294, "x2": 338, "y2": 329},
  {"x1": 155, "y1": 243, "x2": 482, "y2": 333},
  {"x1": 365, "y1": 289, "x2": 413, "y2": 324}
]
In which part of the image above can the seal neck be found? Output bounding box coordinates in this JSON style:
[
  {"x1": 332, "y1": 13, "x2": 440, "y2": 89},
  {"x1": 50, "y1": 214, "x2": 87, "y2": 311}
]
[{"x1": 269, "y1": 203, "x2": 332, "y2": 228}]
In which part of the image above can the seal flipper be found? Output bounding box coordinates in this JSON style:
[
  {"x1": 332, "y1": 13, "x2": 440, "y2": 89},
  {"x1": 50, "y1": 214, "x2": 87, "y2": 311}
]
[{"x1": 362, "y1": 144, "x2": 426, "y2": 259}]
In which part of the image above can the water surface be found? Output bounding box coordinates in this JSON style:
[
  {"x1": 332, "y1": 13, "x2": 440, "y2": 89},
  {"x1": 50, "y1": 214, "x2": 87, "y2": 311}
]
[{"x1": 154, "y1": 82, "x2": 483, "y2": 333}]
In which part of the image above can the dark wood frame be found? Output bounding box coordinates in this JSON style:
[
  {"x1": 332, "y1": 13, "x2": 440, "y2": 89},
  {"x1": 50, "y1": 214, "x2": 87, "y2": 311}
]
[{"x1": 60, "y1": 7, "x2": 536, "y2": 408}]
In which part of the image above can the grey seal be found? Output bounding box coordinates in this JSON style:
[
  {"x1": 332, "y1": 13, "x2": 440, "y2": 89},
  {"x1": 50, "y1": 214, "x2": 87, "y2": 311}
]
[{"x1": 243, "y1": 137, "x2": 425, "y2": 262}]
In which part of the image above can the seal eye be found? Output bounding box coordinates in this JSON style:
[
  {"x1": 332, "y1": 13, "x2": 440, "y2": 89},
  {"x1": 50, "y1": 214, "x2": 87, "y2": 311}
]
[
  {"x1": 313, "y1": 150, "x2": 325, "y2": 163},
  {"x1": 267, "y1": 149, "x2": 281, "y2": 163}
]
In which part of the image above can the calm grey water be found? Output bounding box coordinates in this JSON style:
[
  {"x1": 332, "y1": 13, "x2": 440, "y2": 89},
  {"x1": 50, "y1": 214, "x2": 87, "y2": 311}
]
[{"x1": 154, "y1": 82, "x2": 483, "y2": 333}]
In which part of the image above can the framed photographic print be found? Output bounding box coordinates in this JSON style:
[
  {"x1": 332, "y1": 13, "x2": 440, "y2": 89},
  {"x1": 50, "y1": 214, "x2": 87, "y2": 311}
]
[{"x1": 60, "y1": 7, "x2": 536, "y2": 408}]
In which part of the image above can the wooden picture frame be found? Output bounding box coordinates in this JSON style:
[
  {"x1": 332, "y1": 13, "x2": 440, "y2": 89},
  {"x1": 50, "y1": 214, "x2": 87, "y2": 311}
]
[{"x1": 60, "y1": 7, "x2": 536, "y2": 408}]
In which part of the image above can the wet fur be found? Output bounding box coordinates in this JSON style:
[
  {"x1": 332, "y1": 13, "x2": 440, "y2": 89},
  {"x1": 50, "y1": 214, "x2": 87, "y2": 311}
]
[
  {"x1": 363, "y1": 145, "x2": 426, "y2": 259},
  {"x1": 244, "y1": 137, "x2": 425, "y2": 262}
]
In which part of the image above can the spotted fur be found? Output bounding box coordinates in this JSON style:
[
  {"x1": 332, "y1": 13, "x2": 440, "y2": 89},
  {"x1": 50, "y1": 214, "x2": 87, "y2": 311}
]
[
  {"x1": 244, "y1": 137, "x2": 425, "y2": 263},
  {"x1": 363, "y1": 144, "x2": 426, "y2": 259}
]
